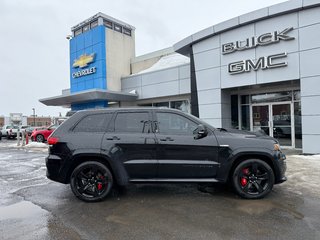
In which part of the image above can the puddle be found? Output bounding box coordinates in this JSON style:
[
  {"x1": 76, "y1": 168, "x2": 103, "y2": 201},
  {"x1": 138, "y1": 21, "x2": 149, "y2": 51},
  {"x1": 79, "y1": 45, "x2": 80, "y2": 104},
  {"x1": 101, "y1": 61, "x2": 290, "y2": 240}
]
[
  {"x1": 236, "y1": 200, "x2": 304, "y2": 220},
  {"x1": 0, "y1": 200, "x2": 47, "y2": 220}
]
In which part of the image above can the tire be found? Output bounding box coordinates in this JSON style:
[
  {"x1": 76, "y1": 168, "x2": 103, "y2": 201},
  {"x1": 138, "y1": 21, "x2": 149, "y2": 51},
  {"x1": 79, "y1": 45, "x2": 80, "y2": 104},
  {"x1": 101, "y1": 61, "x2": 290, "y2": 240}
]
[
  {"x1": 232, "y1": 159, "x2": 274, "y2": 199},
  {"x1": 70, "y1": 161, "x2": 113, "y2": 202},
  {"x1": 36, "y1": 134, "x2": 44, "y2": 143}
]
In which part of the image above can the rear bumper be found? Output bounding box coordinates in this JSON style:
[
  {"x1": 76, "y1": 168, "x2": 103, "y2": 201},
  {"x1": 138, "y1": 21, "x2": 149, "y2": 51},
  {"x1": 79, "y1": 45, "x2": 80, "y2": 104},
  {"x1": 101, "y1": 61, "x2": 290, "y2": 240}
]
[
  {"x1": 46, "y1": 154, "x2": 68, "y2": 184},
  {"x1": 7, "y1": 133, "x2": 17, "y2": 137}
]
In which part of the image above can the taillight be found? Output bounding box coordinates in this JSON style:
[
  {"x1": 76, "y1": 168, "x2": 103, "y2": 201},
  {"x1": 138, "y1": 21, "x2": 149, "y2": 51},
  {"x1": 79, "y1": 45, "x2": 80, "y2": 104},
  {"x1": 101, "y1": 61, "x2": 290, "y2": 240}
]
[{"x1": 48, "y1": 137, "x2": 59, "y2": 145}]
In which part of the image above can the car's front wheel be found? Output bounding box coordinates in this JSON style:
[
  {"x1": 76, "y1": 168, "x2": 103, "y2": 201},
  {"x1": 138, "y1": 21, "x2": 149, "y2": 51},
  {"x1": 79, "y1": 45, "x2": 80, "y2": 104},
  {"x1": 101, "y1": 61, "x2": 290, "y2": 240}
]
[
  {"x1": 70, "y1": 161, "x2": 113, "y2": 202},
  {"x1": 232, "y1": 159, "x2": 274, "y2": 199}
]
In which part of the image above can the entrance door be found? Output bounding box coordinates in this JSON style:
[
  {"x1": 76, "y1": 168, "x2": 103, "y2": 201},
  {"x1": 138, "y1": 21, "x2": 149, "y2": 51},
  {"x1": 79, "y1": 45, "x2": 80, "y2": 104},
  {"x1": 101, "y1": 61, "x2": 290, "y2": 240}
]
[
  {"x1": 272, "y1": 103, "x2": 292, "y2": 147},
  {"x1": 252, "y1": 105, "x2": 270, "y2": 135},
  {"x1": 252, "y1": 103, "x2": 292, "y2": 147}
]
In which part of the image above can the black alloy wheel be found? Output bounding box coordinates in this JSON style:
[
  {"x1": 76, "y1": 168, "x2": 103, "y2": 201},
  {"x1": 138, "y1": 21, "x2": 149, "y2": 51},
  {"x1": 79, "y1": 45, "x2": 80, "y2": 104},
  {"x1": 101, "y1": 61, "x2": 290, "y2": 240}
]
[
  {"x1": 36, "y1": 134, "x2": 44, "y2": 143},
  {"x1": 70, "y1": 161, "x2": 113, "y2": 202},
  {"x1": 232, "y1": 159, "x2": 274, "y2": 199}
]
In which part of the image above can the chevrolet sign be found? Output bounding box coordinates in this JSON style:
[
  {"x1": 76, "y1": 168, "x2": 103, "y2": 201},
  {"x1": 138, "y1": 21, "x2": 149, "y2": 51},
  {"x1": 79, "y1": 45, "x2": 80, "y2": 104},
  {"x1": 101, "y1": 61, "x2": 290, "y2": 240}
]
[
  {"x1": 73, "y1": 53, "x2": 95, "y2": 68},
  {"x1": 72, "y1": 67, "x2": 97, "y2": 78},
  {"x1": 72, "y1": 53, "x2": 97, "y2": 78}
]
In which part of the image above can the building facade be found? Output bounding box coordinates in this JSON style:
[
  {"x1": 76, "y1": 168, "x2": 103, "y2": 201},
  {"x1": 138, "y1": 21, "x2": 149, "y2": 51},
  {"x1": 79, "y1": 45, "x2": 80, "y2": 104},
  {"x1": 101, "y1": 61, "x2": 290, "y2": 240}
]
[{"x1": 40, "y1": 1, "x2": 320, "y2": 153}]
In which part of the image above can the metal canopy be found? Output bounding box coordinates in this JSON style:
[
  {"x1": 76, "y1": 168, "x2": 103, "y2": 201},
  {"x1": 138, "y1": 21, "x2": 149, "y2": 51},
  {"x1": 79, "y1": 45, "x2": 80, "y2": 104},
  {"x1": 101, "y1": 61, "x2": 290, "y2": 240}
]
[{"x1": 39, "y1": 88, "x2": 138, "y2": 106}]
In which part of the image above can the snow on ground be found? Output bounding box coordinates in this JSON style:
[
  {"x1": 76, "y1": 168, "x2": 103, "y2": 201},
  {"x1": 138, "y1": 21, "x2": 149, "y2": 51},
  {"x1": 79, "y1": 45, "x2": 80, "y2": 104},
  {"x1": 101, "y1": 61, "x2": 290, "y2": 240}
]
[
  {"x1": 285, "y1": 154, "x2": 320, "y2": 197},
  {"x1": 24, "y1": 142, "x2": 48, "y2": 149},
  {"x1": 0, "y1": 140, "x2": 48, "y2": 152},
  {"x1": 137, "y1": 53, "x2": 190, "y2": 74}
]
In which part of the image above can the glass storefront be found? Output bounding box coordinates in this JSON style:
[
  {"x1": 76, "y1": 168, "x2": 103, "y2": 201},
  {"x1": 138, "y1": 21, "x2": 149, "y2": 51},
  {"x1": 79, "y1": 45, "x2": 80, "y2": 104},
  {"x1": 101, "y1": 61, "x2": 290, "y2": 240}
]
[
  {"x1": 139, "y1": 100, "x2": 190, "y2": 113},
  {"x1": 232, "y1": 90, "x2": 302, "y2": 148}
]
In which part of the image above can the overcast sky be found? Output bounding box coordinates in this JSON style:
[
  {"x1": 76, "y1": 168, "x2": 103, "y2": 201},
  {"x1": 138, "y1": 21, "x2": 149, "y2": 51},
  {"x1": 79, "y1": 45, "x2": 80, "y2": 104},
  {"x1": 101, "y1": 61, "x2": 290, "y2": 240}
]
[{"x1": 0, "y1": 0, "x2": 286, "y2": 117}]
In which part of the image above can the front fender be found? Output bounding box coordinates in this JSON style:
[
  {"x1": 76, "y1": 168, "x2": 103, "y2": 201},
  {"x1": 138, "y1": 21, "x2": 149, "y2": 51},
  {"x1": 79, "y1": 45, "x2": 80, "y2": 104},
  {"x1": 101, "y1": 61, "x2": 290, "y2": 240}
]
[{"x1": 217, "y1": 146, "x2": 275, "y2": 182}]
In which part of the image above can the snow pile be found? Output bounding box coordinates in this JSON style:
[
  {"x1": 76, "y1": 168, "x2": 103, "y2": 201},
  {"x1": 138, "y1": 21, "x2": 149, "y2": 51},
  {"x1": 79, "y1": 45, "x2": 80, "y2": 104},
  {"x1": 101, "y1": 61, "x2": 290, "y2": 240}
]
[
  {"x1": 138, "y1": 53, "x2": 190, "y2": 74},
  {"x1": 25, "y1": 142, "x2": 48, "y2": 148},
  {"x1": 291, "y1": 154, "x2": 320, "y2": 161}
]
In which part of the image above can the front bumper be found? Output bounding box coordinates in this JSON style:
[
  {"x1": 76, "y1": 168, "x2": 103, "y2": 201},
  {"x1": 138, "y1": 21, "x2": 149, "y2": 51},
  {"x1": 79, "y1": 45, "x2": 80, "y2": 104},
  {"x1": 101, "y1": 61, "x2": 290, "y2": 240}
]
[{"x1": 274, "y1": 151, "x2": 287, "y2": 184}]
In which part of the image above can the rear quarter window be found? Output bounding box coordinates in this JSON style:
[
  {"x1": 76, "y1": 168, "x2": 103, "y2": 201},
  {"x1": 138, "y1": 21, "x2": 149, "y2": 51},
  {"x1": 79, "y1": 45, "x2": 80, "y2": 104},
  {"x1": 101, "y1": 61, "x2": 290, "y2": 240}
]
[{"x1": 73, "y1": 113, "x2": 112, "y2": 132}]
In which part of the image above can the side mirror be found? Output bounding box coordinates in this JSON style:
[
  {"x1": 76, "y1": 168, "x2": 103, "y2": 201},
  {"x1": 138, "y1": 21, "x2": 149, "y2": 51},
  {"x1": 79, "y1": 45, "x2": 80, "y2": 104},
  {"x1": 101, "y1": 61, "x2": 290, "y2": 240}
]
[{"x1": 193, "y1": 124, "x2": 208, "y2": 140}]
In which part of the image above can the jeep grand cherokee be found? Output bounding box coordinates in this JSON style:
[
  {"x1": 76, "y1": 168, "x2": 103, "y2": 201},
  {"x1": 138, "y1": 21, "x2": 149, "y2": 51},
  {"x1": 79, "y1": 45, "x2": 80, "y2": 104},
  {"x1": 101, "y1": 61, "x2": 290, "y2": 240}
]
[{"x1": 46, "y1": 108, "x2": 286, "y2": 202}]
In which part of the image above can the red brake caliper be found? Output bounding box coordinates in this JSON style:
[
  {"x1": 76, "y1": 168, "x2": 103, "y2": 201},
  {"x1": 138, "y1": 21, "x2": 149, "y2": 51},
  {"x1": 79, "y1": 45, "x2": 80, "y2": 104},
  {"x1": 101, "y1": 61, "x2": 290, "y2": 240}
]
[
  {"x1": 241, "y1": 168, "x2": 249, "y2": 186},
  {"x1": 97, "y1": 176, "x2": 104, "y2": 191},
  {"x1": 97, "y1": 183, "x2": 103, "y2": 191}
]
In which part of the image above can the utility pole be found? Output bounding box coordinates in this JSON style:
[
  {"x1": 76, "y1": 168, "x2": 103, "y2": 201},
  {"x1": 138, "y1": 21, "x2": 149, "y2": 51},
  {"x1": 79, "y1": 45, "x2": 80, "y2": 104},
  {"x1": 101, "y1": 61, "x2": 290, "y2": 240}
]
[{"x1": 32, "y1": 108, "x2": 36, "y2": 126}]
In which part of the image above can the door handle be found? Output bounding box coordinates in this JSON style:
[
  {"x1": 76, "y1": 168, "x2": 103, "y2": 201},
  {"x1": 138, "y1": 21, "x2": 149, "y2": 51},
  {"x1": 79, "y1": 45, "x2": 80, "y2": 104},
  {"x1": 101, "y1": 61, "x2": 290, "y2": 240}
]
[
  {"x1": 106, "y1": 136, "x2": 121, "y2": 140},
  {"x1": 160, "y1": 137, "x2": 174, "y2": 141}
]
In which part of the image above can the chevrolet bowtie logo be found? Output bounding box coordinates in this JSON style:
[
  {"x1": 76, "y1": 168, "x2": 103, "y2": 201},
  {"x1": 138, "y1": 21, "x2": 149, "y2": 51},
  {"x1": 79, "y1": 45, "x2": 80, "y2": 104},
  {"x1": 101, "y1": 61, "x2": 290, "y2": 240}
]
[{"x1": 73, "y1": 53, "x2": 95, "y2": 68}]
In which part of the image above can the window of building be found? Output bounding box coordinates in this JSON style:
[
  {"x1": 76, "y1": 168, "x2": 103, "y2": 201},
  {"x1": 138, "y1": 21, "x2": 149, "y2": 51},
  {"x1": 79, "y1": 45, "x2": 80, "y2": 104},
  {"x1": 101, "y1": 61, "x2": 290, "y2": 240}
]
[
  {"x1": 74, "y1": 28, "x2": 82, "y2": 36},
  {"x1": 231, "y1": 95, "x2": 239, "y2": 129},
  {"x1": 139, "y1": 100, "x2": 190, "y2": 113},
  {"x1": 251, "y1": 91, "x2": 291, "y2": 104},
  {"x1": 103, "y1": 20, "x2": 113, "y2": 29},
  {"x1": 114, "y1": 24, "x2": 122, "y2": 33},
  {"x1": 114, "y1": 112, "x2": 149, "y2": 133},
  {"x1": 156, "y1": 112, "x2": 197, "y2": 135},
  {"x1": 170, "y1": 100, "x2": 189, "y2": 112},
  {"x1": 240, "y1": 95, "x2": 250, "y2": 131},
  {"x1": 293, "y1": 91, "x2": 301, "y2": 101},
  {"x1": 241, "y1": 95, "x2": 249, "y2": 105},
  {"x1": 73, "y1": 114, "x2": 111, "y2": 132},
  {"x1": 153, "y1": 102, "x2": 169, "y2": 108},
  {"x1": 139, "y1": 103, "x2": 152, "y2": 107},
  {"x1": 82, "y1": 24, "x2": 90, "y2": 33},
  {"x1": 123, "y1": 27, "x2": 131, "y2": 36},
  {"x1": 90, "y1": 20, "x2": 99, "y2": 29},
  {"x1": 241, "y1": 106, "x2": 250, "y2": 131}
]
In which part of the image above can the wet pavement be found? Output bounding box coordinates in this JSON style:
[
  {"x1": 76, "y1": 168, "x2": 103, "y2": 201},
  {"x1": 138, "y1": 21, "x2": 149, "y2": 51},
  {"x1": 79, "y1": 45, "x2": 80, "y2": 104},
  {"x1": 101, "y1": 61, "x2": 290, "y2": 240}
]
[{"x1": 0, "y1": 139, "x2": 319, "y2": 240}]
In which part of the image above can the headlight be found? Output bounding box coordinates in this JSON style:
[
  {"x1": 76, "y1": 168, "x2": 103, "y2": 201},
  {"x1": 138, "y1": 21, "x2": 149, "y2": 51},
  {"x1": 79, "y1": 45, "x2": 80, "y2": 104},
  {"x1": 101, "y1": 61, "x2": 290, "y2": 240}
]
[{"x1": 274, "y1": 143, "x2": 281, "y2": 151}]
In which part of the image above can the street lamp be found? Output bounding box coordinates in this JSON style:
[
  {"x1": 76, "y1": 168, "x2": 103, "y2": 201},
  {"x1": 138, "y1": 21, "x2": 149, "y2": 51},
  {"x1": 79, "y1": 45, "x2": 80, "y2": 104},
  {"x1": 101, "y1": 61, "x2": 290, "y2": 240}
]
[{"x1": 32, "y1": 108, "x2": 35, "y2": 127}]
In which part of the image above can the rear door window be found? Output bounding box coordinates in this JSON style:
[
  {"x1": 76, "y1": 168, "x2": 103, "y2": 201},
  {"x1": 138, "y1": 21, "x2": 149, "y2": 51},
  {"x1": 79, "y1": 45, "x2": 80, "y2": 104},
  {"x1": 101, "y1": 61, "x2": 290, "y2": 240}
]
[
  {"x1": 73, "y1": 113, "x2": 112, "y2": 132},
  {"x1": 114, "y1": 112, "x2": 150, "y2": 133}
]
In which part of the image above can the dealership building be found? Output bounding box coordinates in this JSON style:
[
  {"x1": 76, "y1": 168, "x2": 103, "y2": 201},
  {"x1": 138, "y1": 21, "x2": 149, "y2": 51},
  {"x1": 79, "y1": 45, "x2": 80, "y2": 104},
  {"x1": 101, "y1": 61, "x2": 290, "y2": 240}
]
[{"x1": 40, "y1": 0, "x2": 320, "y2": 154}]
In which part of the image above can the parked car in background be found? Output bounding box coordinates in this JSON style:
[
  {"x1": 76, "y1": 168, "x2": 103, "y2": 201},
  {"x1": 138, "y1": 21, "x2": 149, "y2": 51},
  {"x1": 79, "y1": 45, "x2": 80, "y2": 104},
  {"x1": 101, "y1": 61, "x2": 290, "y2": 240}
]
[
  {"x1": 1, "y1": 125, "x2": 19, "y2": 139},
  {"x1": 25, "y1": 126, "x2": 41, "y2": 136},
  {"x1": 1, "y1": 125, "x2": 12, "y2": 137},
  {"x1": 18, "y1": 125, "x2": 30, "y2": 136},
  {"x1": 46, "y1": 108, "x2": 287, "y2": 202},
  {"x1": 31, "y1": 125, "x2": 58, "y2": 142}
]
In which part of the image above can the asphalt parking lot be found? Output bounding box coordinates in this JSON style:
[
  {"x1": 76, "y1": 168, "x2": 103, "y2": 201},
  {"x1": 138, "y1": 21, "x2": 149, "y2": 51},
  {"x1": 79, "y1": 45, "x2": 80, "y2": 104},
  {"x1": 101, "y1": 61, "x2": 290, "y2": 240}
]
[{"x1": 0, "y1": 139, "x2": 319, "y2": 240}]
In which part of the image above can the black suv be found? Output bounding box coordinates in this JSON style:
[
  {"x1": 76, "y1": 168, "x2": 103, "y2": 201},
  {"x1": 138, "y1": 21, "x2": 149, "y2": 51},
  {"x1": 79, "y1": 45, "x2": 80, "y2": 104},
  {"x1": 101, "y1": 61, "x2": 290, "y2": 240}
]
[{"x1": 46, "y1": 108, "x2": 286, "y2": 202}]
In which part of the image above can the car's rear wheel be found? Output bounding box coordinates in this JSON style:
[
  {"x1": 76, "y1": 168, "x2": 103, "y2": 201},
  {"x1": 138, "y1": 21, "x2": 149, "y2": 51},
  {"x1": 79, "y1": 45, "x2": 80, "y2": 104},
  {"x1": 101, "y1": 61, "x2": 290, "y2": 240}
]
[
  {"x1": 70, "y1": 161, "x2": 113, "y2": 202},
  {"x1": 36, "y1": 134, "x2": 44, "y2": 143},
  {"x1": 232, "y1": 159, "x2": 274, "y2": 199}
]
